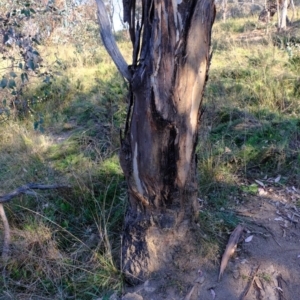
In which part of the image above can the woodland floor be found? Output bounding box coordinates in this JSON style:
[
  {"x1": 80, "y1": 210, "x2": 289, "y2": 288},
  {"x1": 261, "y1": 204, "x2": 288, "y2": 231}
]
[
  {"x1": 118, "y1": 27, "x2": 300, "y2": 300},
  {"x1": 120, "y1": 184, "x2": 300, "y2": 300},
  {"x1": 1, "y1": 13, "x2": 300, "y2": 300}
]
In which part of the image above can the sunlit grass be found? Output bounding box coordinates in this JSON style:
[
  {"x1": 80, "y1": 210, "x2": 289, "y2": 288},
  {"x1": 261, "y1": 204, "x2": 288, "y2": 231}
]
[{"x1": 0, "y1": 13, "x2": 299, "y2": 298}]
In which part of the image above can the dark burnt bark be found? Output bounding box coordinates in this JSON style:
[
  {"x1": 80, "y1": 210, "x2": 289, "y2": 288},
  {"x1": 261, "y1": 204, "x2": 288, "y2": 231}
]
[{"x1": 96, "y1": 0, "x2": 215, "y2": 284}]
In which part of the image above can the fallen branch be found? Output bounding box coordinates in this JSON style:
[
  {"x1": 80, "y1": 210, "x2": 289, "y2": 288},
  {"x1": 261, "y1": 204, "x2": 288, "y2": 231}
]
[
  {"x1": 239, "y1": 265, "x2": 260, "y2": 300},
  {"x1": 0, "y1": 183, "x2": 71, "y2": 259},
  {"x1": 277, "y1": 274, "x2": 288, "y2": 300},
  {"x1": 219, "y1": 224, "x2": 244, "y2": 280},
  {"x1": 0, "y1": 183, "x2": 71, "y2": 203}
]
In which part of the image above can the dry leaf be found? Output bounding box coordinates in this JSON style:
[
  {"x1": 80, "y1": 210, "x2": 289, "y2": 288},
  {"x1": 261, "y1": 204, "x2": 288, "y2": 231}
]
[
  {"x1": 210, "y1": 288, "x2": 216, "y2": 299},
  {"x1": 245, "y1": 235, "x2": 253, "y2": 243},
  {"x1": 258, "y1": 188, "x2": 268, "y2": 196},
  {"x1": 240, "y1": 265, "x2": 260, "y2": 300},
  {"x1": 233, "y1": 268, "x2": 239, "y2": 279},
  {"x1": 224, "y1": 147, "x2": 232, "y2": 153},
  {"x1": 254, "y1": 277, "x2": 263, "y2": 290},
  {"x1": 274, "y1": 175, "x2": 281, "y2": 183},
  {"x1": 255, "y1": 180, "x2": 265, "y2": 187},
  {"x1": 219, "y1": 224, "x2": 244, "y2": 280}
]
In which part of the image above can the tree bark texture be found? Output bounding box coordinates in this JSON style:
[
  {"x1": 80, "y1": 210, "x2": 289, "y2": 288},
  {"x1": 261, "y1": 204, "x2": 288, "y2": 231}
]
[{"x1": 96, "y1": 0, "x2": 215, "y2": 284}]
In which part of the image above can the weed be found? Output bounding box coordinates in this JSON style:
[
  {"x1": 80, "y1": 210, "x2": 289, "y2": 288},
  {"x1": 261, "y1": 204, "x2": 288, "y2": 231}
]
[{"x1": 260, "y1": 272, "x2": 272, "y2": 283}]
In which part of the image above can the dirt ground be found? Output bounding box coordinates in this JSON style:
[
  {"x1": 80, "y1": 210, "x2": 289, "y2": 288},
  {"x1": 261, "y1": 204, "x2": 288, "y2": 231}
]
[
  {"x1": 119, "y1": 182, "x2": 300, "y2": 300},
  {"x1": 114, "y1": 26, "x2": 300, "y2": 300}
]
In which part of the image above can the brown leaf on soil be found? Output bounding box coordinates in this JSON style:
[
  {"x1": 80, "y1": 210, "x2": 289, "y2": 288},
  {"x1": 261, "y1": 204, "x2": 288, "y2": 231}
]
[
  {"x1": 254, "y1": 277, "x2": 263, "y2": 290},
  {"x1": 219, "y1": 224, "x2": 244, "y2": 281}
]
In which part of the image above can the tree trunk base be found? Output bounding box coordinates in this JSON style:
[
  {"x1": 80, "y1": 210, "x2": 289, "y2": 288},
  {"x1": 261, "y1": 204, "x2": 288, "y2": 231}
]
[{"x1": 122, "y1": 208, "x2": 195, "y2": 285}]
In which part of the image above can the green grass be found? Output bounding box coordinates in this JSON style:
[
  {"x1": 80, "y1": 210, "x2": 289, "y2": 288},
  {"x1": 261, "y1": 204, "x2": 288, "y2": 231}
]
[
  {"x1": 196, "y1": 15, "x2": 300, "y2": 260},
  {"x1": 0, "y1": 39, "x2": 128, "y2": 298},
  {"x1": 0, "y1": 13, "x2": 300, "y2": 299}
]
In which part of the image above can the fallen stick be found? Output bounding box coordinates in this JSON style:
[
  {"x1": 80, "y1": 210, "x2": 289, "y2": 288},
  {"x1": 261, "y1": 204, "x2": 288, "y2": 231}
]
[
  {"x1": 219, "y1": 224, "x2": 244, "y2": 280},
  {"x1": 0, "y1": 183, "x2": 71, "y2": 203},
  {"x1": 239, "y1": 265, "x2": 260, "y2": 300},
  {"x1": 277, "y1": 274, "x2": 288, "y2": 300},
  {"x1": 0, "y1": 183, "x2": 71, "y2": 258}
]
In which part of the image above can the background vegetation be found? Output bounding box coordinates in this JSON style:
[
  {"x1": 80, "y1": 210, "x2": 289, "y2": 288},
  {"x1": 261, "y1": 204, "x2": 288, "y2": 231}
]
[{"x1": 0, "y1": 1, "x2": 299, "y2": 299}]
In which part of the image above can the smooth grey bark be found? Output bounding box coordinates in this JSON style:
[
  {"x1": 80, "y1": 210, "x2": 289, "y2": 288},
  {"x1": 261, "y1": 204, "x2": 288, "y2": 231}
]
[
  {"x1": 279, "y1": 0, "x2": 288, "y2": 29},
  {"x1": 96, "y1": 0, "x2": 215, "y2": 283},
  {"x1": 95, "y1": 0, "x2": 131, "y2": 80}
]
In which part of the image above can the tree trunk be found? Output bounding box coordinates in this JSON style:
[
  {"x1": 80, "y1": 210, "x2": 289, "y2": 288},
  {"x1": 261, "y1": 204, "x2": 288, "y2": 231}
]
[
  {"x1": 278, "y1": 0, "x2": 288, "y2": 31},
  {"x1": 222, "y1": 0, "x2": 228, "y2": 22},
  {"x1": 290, "y1": 0, "x2": 295, "y2": 23},
  {"x1": 96, "y1": 0, "x2": 215, "y2": 284}
]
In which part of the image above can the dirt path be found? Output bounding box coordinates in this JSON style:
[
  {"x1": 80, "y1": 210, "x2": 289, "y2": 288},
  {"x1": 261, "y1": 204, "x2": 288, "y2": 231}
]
[{"x1": 120, "y1": 184, "x2": 300, "y2": 300}]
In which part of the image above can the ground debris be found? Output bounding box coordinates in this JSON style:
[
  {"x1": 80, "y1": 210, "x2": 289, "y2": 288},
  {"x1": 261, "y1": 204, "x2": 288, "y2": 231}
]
[
  {"x1": 122, "y1": 292, "x2": 143, "y2": 300},
  {"x1": 239, "y1": 265, "x2": 260, "y2": 300},
  {"x1": 219, "y1": 224, "x2": 244, "y2": 280},
  {"x1": 277, "y1": 274, "x2": 288, "y2": 300}
]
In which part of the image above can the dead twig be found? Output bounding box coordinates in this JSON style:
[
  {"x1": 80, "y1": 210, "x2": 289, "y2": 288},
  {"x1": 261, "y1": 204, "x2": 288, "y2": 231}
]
[
  {"x1": 254, "y1": 277, "x2": 264, "y2": 300},
  {"x1": 239, "y1": 265, "x2": 260, "y2": 300},
  {"x1": 219, "y1": 224, "x2": 244, "y2": 281},
  {"x1": 0, "y1": 183, "x2": 71, "y2": 267},
  {"x1": 247, "y1": 222, "x2": 282, "y2": 247},
  {"x1": 0, "y1": 183, "x2": 71, "y2": 203},
  {"x1": 277, "y1": 274, "x2": 288, "y2": 300},
  {"x1": 183, "y1": 285, "x2": 195, "y2": 300}
]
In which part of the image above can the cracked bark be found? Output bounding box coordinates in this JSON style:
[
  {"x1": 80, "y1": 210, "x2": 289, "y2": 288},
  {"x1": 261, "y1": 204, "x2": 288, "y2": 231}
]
[{"x1": 96, "y1": 0, "x2": 215, "y2": 284}]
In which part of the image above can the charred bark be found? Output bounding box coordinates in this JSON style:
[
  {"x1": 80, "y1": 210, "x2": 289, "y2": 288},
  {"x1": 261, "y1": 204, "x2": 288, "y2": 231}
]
[{"x1": 96, "y1": 0, "x2": 215, "y2": 284}]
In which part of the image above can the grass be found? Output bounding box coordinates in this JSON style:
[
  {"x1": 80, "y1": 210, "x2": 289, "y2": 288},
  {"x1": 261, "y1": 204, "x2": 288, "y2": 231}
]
[
  {"x1": 196, "y1": 13, "x2": 300, "y2": 262},
  {"x1": 0, "y1": 39, "x2": 128, "y2": 298},
  {"x1": 0, "y1": 11, "x2": 300, "y2": 299}
]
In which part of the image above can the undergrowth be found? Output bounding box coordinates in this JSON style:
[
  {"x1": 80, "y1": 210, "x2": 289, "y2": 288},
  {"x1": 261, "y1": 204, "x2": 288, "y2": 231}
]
[
  {"x1": 0, "y1": 13, "x2": 299, "y2": 299},
  {"x1": 197, "y1": 15, "x2": 300, "y2": 260}
]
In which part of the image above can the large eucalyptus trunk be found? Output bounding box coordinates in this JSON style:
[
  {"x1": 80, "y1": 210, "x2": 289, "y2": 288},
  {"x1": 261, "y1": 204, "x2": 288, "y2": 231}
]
[{"x1": 96, "y1": 0, "x2": 215, "y2": 284}]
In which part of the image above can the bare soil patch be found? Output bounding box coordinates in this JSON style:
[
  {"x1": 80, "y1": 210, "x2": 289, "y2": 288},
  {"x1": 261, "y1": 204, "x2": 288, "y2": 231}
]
[{"x1": 120, "y1": 183, "x2": 300, "y2": 300}]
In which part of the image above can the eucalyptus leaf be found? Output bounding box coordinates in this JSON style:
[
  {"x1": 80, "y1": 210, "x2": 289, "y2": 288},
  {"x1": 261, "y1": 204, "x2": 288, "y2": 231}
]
[
  {"x1": 10, "y1": 71, "x2": 17, "y2": 78},
  {"x1": 28, "y1": 60, "x2": 35, "y2": 70},
  {"x1": 21, "y1": 72, "x2": 28, "y2": 83},
  {"x1": 0, "y1": 78, "x2": 8, "y2": 88},
  {"x1": 32, "y1": 38, "x2": 40, "y2": 45},
  {"x1": 8, "y1": 79, "x2": 16, "y2": 89}
]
